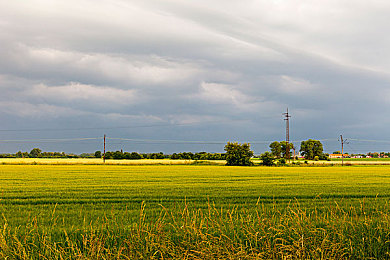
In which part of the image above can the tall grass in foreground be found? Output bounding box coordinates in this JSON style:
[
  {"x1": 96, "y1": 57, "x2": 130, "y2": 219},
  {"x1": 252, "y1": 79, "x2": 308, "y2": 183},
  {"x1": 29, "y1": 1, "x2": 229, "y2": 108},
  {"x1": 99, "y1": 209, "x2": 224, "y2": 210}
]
[{"x1": 0, "y1": 200, "x2": 389, "y2": 259}]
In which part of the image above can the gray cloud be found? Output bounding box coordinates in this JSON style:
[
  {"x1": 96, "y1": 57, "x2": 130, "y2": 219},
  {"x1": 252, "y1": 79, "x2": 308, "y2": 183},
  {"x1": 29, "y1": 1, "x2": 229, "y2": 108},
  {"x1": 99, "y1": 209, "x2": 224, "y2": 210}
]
[{"x1": 0, "y1": 0, "x2": 389, "y2": 154}]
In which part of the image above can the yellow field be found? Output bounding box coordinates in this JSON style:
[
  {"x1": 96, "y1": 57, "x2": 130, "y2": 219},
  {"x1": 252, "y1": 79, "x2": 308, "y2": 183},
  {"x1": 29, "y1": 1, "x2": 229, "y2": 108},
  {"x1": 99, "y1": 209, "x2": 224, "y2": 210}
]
[
  {"x1": 0, "y1": 158, "x2": 226, "y2": 165},
  {"x1": 2, "y1": 157, "x2": 390, "y2": 165}
]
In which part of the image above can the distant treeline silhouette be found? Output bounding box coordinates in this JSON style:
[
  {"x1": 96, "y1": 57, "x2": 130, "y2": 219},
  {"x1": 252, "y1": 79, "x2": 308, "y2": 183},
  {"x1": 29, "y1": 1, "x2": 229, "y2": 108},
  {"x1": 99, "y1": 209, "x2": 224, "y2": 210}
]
[
  {"x1": 0, "y1": 148, "x2": 226, "y2": 160},
  {"x1": 104, "y1": 151, "x2": 226, "y2": 160}
]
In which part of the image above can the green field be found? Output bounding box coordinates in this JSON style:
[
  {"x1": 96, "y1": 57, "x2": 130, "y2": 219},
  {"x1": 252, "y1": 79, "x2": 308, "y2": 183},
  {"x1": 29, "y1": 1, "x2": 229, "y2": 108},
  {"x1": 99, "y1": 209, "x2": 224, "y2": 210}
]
[
  {"x1": 331, "y1": 157, "x2": 390, "y2": 161},
  {"x1": 1, "y1": 165, "x2": 390, "y2": 258}
]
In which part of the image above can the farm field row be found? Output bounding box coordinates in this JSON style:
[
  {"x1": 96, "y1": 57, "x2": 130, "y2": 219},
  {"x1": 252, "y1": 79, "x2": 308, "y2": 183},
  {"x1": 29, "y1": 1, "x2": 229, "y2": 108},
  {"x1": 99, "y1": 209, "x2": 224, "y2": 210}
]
[
  {"x1": 0, "y1": 165, "x2": 390, "y2": 258},
  {"x1": 0, "y1": 158, "x2": 225, "y2": 165},
  {"x1": 2, "y1": 157, "x2": 390, "y2": 165}
]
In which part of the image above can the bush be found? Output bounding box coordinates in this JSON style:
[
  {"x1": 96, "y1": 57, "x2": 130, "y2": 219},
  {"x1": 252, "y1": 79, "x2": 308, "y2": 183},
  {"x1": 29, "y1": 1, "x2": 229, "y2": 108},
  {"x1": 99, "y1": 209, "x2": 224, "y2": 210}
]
[
  {"x1": 260, "y1": 152, "x2": 275, "y2": 166},
  {"x1": 319, "y1": 153, "x2": 330, "y2": 160}
]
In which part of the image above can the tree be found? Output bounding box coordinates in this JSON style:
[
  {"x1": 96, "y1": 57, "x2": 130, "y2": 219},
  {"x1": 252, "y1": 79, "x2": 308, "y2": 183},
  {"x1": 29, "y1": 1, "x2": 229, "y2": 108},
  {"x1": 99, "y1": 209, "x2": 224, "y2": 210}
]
[
  {"x1": 129, "y1": 152, "x2": 142, "y2": 160},
  {"x1": 299, "y1": 139, "x2": 323, "y2": 160},
  {"x1": 224, "y1": 142, "x2": 254, "y2": 166},
  {"x1": 29, "y1": 148, "x2": 42, "y2": 158},
  {"x1": 269, "y1": 141, "x2": 282, "y2": 158},
  {"x1": 104, "y1": 151, "x2": 113, "y2": 159},
  {"x1": 260, "y1": 151, "x2": 275, "y2": 166},
  {"x1": 113, "y1": 151, "x2": 124, "y2": 159},
  {"x1": 280, "y1": 141, "x2": 294, "y2": 159},
  {"x1": 94, "y1": 151, "x2": 102, "y2": 158}
]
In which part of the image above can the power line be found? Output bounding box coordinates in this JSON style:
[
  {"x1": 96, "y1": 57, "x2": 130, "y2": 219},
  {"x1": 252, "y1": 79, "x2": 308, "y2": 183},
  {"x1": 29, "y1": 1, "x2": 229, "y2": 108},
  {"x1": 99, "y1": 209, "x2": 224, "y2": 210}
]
[
  {"x1": 339, "y1": 135, "x2": 348, "y2": 166},
  {"x1": 0, "y1": 137, "x2": 100, "y2": 143},
  {"x1": 348, "y1": 138, "x2": 390, "y2": 144},
  {"x1": 0, "y1": 136, "x2": 343, "y2": 145},
  {"x1": 108, "y1": 138, "x2": 275, "y2": 144},
  {"x1": 0, "y1": 123, "x2": 189, "y2": 132},
  {"x1": 0, "y1": 120, "x2": 250, "y2": 133},
  {"x1": 283, "y1": 108, "x2": 291, "y2": 160},
  {"x1": 0, "y1": 136, "x2": 387, "y2": 151}
]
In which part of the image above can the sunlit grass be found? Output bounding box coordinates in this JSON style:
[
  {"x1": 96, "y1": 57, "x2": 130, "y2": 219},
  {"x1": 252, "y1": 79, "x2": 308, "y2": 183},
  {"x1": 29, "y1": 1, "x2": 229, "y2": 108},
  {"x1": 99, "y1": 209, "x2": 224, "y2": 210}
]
[
  {"x1": 0, "y1": 165, "x2": 390, "y2": 258},
  {"x1": 0, "y1": 158, "x2": 225, "y2": 165}
]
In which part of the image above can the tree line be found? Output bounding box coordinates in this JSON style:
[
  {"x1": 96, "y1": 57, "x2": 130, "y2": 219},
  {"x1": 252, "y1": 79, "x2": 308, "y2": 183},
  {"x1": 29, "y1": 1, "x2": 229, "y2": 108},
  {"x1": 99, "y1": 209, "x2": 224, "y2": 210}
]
[
  {"x1": 268, "y1": 139, "x2": 329, "y2": 160},
  {"x1": 0, "y1": 139, "x2": 328, "y2": 166},
  {"x1": 0, "y1": 148, "x2": 226, "y2": 160},
  {"x1": 0, "y1": 148, "x2": 91, "y2": 158},
  {"x1": 103, "y1": 151, "x2": 226, "y2": 160},
  {"x1": 225, "y1": 139, "x2": 329, "y2": 166}
]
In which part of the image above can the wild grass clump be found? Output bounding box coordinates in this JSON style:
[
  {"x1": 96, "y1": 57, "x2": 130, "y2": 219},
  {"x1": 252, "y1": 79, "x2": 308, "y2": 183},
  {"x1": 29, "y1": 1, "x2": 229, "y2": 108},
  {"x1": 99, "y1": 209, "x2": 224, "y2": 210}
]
[{"x1": 1, "y1": 200, "x2": 390, "y2": 259}]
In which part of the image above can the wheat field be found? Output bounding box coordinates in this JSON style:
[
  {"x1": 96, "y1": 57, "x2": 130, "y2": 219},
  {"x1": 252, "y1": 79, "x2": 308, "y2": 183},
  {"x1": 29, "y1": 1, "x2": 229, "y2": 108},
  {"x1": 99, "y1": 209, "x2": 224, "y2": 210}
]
[{"x1": 0, "y1": 165, "x2": 389, "y2": 259}]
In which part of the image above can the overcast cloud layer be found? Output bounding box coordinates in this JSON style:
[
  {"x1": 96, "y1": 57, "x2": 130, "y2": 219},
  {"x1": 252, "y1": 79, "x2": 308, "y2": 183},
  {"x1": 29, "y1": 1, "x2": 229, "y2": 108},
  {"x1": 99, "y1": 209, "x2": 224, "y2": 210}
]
[{"x1": 0, "y1": 0, "x2": 390, "y2": 154}]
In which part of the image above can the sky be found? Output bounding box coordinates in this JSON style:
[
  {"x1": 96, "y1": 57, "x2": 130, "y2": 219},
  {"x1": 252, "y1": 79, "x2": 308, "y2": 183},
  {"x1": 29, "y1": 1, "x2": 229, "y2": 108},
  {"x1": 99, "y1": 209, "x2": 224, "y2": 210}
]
[{"x1": 0, "y1": 0, "x2": 390, "y2": 154}]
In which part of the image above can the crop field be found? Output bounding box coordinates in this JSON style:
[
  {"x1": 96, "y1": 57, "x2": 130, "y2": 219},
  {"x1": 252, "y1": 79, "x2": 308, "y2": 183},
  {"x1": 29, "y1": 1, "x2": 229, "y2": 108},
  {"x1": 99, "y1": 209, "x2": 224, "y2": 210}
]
[
  {"x1": 1, "y1": 165, "x2": 390, "y2": 259},
  {"x1": 0, "y1": 158, "x2": 224, "y2": 165},
  {"x1": 2, "y1": 157, "x2": 390, "y2": 166},
  {"x1": 331, "y1": 158, "x2": 390, "y2": 162}
]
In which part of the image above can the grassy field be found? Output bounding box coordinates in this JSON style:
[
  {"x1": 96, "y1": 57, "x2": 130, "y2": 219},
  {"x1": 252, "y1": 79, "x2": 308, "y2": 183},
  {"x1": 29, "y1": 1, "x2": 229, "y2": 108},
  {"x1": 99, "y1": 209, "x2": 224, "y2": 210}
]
[
  {"x1": 0, "y1": 165, "x2": 390, "y2": 258},
  {"x1": 331, "y1": 157, "x2": 390, "y2": 161},
  {"x1": 2, "y1": 157, "x2": 390, "y2": 165},
  {"x1": 0, "y1": 158, "x2": 221, "y2": 165}
]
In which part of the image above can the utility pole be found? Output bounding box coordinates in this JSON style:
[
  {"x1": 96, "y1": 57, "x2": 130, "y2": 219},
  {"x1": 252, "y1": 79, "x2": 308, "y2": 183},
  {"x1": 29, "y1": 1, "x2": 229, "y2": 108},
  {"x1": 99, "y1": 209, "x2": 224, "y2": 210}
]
[
  {"x1": 283, "y1": 108, "x2": 291, "y2": 161},
  {"x1": 293, "y1": 147, "x2": 296, "y2": 160},
  {"x1": 103, "y1": 134, "x2": 106, "y2": 164},
  {"x1": 339, "y1": 135, "x2": 347, "y2": 166}
]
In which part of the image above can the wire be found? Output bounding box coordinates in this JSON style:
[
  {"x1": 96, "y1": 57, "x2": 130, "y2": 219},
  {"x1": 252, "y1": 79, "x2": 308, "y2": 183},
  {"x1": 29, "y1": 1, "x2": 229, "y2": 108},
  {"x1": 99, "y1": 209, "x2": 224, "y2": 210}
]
[
  {"x1": 290, "y1": 138, "x2": 337, "y2": 143},
  {"x1": 349, "y1": 138, "x2": 390, "y2": 144},
  {"x1": 107, "y1": 137, "x2": 274, "y2": 144},
  {"x1": 0, "y1": 136, "x2": 341, "y2": 145},
  {"x1": 0, "y1": 120, "x2": 248, "y2": 133},
  {"x1": 0, "y1": 136, "x2": 388, "y2": 151},
  {"x1": 0, "y1": 137, "x2": 100, "y2": 143}
]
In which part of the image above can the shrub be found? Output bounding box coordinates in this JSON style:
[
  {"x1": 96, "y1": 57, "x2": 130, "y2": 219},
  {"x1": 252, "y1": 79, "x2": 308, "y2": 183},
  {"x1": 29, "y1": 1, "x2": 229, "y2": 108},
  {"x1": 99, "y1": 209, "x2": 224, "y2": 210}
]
[{"x1": 260, "y1": 152, "x2": 275, "y2": 166}]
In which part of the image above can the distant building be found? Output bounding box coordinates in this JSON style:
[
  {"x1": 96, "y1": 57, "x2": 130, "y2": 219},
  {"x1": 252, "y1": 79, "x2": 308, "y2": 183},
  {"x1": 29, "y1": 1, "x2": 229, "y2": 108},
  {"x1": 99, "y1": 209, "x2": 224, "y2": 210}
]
[{"x1": 329, "y1": 154, "x2": 350, "y2": 159}]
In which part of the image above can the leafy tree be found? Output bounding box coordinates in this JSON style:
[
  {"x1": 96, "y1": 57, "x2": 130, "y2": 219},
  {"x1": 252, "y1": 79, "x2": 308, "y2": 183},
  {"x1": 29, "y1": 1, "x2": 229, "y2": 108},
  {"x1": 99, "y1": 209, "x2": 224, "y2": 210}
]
[
  {"x1": 129, "y1": 152, "x2": 142, "y2": 160},
  {"x1": 29, "y1": 148, "x2": 42, "y2": 158},
  {"x1": 299, "y1": 139, "x2": 323, "y2": 160},
  {"x1": 94, "y1": 151, "x2": 102, "y2": 158},
  {"x1": 224, "y1": 142, "x2": 253, "y2": 166},
  {"x1": 153, "y1": 152, "x2": 165, "y2": 159},
  {"x1": 269, "y1": 141, "x2": 282, "y2": 158},
  {"x1": 113, "y1": 151, "x2": 123, "y2": 159},
  {"x1": 280, "y1": 141, "x2": 294, "y2": 159},
  {"x1": 104, "y1": 151, "x2": 113, "y2": 159},
  {"x1": 260, "y1": 151, "x2": 275, "y2": 166},
  {"x1": 170, "y1": 153, "x2": 180, "y2": 159}
]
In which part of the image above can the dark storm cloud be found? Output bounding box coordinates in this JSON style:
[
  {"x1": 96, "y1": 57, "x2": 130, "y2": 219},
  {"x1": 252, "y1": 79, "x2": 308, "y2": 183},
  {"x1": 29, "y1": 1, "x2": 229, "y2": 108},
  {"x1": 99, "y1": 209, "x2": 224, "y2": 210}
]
[{"x1": 0, "y1": 0, "x2": 389, "y2": 153}]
